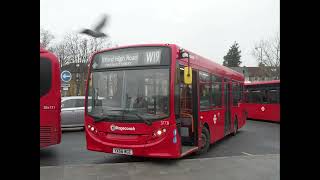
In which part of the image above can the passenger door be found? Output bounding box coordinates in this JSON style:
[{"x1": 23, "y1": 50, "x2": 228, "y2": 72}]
[{"x1": 175, "y1": 64, "x2": 199, "y2": 147}]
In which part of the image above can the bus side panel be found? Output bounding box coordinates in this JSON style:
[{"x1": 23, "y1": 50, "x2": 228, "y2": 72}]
[
  {"x1": 209, "y1": 109, "x2": 225, "y2": 143},
  {"x1": 231, "y1": 106, "x2": 246, "y2": 130},
  {"x1": 245, "y1": 103, "x2": 280, "y2": 122},
  {"x1": 199, "y1": 111, "x2": 212, "y2": 143},
  {"x1": 40, "y1": 95, "x2": 61, "y2": 148}
]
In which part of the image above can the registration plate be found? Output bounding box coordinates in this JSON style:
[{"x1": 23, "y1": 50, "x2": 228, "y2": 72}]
[{"x1": 112, "y1": 148, "x2": 133, "y2": 155}]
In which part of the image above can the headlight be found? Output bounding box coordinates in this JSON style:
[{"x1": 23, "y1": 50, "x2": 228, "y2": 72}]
[{"x1": 157, "y1": 130, "x2": 162, "y2": 136}]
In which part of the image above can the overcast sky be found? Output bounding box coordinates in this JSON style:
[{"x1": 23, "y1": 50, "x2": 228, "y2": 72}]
[{"x1": 40, "y1": 0, "x2": 279, "y2": 66}]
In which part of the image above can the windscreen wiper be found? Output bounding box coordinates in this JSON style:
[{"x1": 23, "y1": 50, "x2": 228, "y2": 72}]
[
  {"x1": 113, "y1": 109, "x2": 152, "y2": 126},
  {"x1": 92, "y1": 109, "x2": 152, "y2": 126},
  {"x1": 104, "y1": 109, "x2": 125, "y2": 121},
  {"x1": 131, "y1": 112, "x2": 152, "y2": 126},
  {"x1": 89, "y1": 114, "x2": 113, "y2": 122}
]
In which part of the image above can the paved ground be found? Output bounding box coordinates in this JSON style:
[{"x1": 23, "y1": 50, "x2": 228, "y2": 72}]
[
  {"x1": 40, "y1": 120, "x2": 279, "y2": 166},
  {"x1": 40, "y1": 154, "x2": 280, "y2": 180}
]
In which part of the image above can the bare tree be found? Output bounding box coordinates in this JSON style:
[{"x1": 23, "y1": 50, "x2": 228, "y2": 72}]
[
  {"x1": 40, "y1": 28, "x2": 54, "y2": 49},
  {"x1": 44, "y1": 29, "x2": 115, "y2": 96},
  {"x1": 65, "y1": 34, "x2": 82, "y2": 64},
  {"x1": 252, "y1": 33, "x2": 280, "y2": 79},
  {"x1": 50, "y1": 34, "x2": 84, "y2": 66},
  {"x1": 49, "y1": 43, "x2": 69, "y2": 67},
  {"x1": 87, "y1": 37, "x2": 112, "y2": 54},
  {"x1": 50, "y1": 32, "x2": 114, "y2": 68}
]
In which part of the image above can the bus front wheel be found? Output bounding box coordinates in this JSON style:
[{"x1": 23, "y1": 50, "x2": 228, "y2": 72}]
[{"x1": 196, "y1": 127, "x2": 210, "y2": 155}]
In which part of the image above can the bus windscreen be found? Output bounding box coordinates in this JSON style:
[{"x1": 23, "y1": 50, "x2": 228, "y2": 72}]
[{"x1": 87, "y1": 68, "x2": 169, "y2": 122}]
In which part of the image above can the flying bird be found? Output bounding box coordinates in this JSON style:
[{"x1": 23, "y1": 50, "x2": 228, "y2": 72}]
[{"x1": 80, "y1": 14, "x2": 109, "y2": 38}]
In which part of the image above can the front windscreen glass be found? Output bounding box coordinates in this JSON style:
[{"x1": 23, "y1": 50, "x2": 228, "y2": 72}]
[{"x1": 87, "y1": 68, "x2": 169, "y2": 122}]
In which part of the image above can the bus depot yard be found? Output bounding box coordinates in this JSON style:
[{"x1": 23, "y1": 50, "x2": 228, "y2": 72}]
[
  {"x1": 41, "y1": 44, "x2": 280, "y2": 179},
  {"x1": 40, "y1": 120, "x2": 279, "y2": 179},
  {"x1": 40, "y1": 0, "x2": 281, "y2": 174}
]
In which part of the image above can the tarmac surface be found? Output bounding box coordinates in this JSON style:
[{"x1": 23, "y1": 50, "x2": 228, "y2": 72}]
[
  {"x1": 40, "y1": 120, "x2": 280, "y2": 166},
  {"x1": 40, "y1": 154, "x2": 279, "y2": 180}
]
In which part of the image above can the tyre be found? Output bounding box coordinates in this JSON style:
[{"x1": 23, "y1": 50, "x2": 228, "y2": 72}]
[{"x1": 196, "y1": 127, "x2": 210, "y2": 155}]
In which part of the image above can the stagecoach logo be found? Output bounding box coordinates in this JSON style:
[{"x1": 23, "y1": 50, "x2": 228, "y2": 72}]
[
  {"x1": 110, "y1": 124, "x2": 135, "y2": 131},
  {"x1": 261, "y1": 106, "x2": 266, "y2": 112}
]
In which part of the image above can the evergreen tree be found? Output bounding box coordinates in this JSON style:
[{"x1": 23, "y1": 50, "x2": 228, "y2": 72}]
[{"x1": 223, "y1": 42, "x2": 242, "y2": 67}]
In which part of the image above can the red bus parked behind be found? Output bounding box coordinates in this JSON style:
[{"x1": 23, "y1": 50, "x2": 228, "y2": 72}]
[
  {"x1": 242, "y1": 80, "x2": 280, "y2": 122},
  {"x1": 40, "y1": 48, "x2": 61, "y2": 148}
]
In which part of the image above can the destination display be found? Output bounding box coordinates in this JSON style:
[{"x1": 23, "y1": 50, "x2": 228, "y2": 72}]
[{"x1": 92, "y1": 47, "x2": 170, "y2": 69}]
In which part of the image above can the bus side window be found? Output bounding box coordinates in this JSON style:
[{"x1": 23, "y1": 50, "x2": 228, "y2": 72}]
[
  {"x1": 232, "y1": 81, "x2": 238, "y2": 106},
  {"x1": 262, "y1": 90, "x2": 268, "y2": 104},
  {"x1": 249, "y1": 90, "x2": 262, "y2": 103},
  {"x1": 211, "y1": 75, "x2": 222, "y2": 108},
  {"x1": 199, "y1": 71, "x2": 210, "y2": 110},
  {"x1": 268, "y1": 89, "x2": 280, "y2": 104},
  {"x1": 244, "y1": 90, "x2": 249, "y2": 103}
]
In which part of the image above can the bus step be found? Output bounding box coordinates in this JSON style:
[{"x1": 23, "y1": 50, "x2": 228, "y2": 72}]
[{"x1": 181, "y1": 146, "x2": 198, "y2": 157}]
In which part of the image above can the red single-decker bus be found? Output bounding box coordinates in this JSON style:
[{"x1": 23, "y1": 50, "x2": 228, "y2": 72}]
[
  {"x1": 40, "y1": 48, "x2": 61, "y2": 148},
  {"x1": 84, "y1": 44, "x2": 246, "y2": 158},
  {"x1": 243, "y1": 80, "x2": 280, "y2": 122}
]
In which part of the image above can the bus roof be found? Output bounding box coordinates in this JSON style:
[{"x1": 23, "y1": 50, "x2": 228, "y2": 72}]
[
  {"x1": 40, "y1": 47, "x2": 47, "y2": 53},
  {"x1": 245, "y1": 80, "x2": 280, "y2": 86},
  {"x1": 92, "y1": 43, "x2": 244, "y2": 81},
  {"x1": 40, "y1": 47, "x2": 60, "y2": 67},
  {"x1": 175, "y1": 45, "x2": 244, "y2": 81}
]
